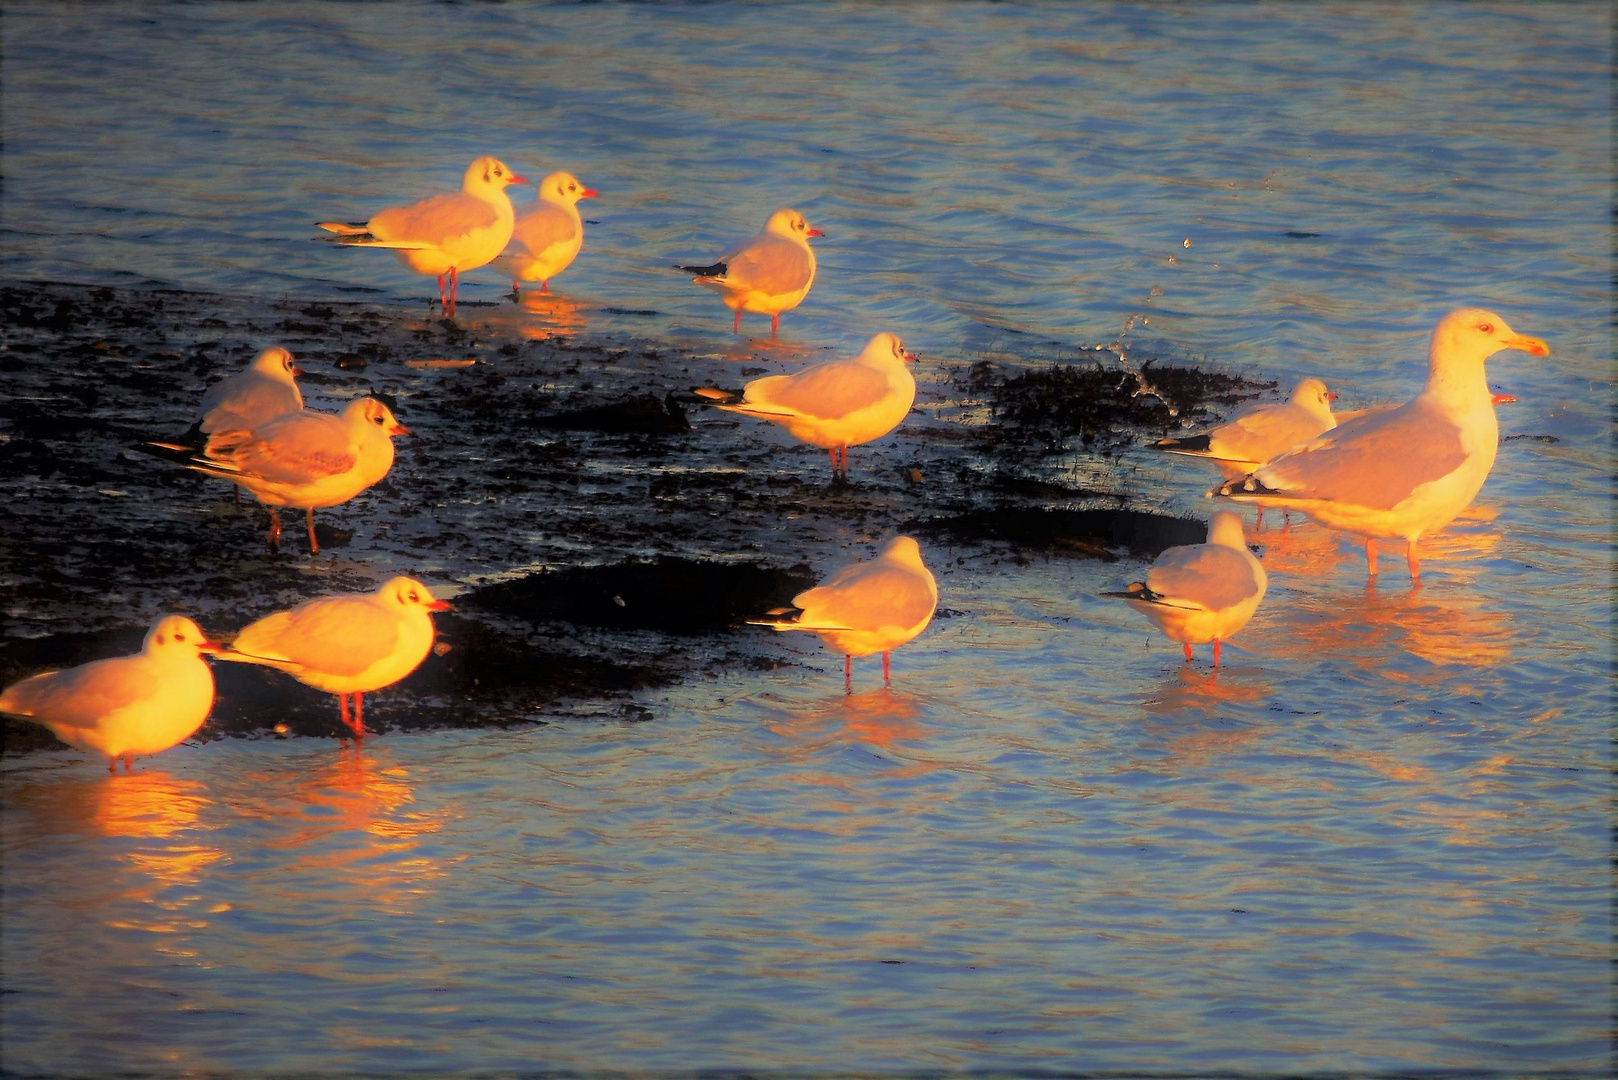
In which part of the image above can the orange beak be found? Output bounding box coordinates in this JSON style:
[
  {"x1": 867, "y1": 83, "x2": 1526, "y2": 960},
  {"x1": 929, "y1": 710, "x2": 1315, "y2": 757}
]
[
  {"x1": 1490, "y1": 393, "x2": 1518, "y2": 406},
  {"x1": 290, "y1": 366, "x2": 307, "y2": 377},
  {"x1": 903, "y1": 350, "x2": 918, "y2": 364},
  {"x1": 1325, "y1": 391, "x2": 1338, "y2": 402},
  {"x1": 806, "y1": 228, "x2": 825, "y2": 238},
  {"x1": 1505, "y1": 333, "x2": 1549, "y2": 357},
  {"x1": 580, "y1": 188, "x2": 598, "y2": 198},
  {"x1": 426, "y1": 599, "x2": 453, "y2": 612},
  {"x1": 198, "y1": 639, "x2": 226, "y2": 654},
  {"x1": 508, "y1": 174, "x2": 529, "y2": 185},
  {"x1": 390, "y1": 423, "x2": 413, "y2": 437}
]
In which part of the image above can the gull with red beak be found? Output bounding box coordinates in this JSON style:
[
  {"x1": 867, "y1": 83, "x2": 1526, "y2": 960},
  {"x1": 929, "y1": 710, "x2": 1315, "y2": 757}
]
[
  {"x1": 195, "y1": 346, "x2": 306, "y2": 437},
  {"x1": 677, "y1": 207, "x2": 822, "y2": 337},
  {"x1": 696, "y1": 332, "x2": 918, "y2": 480},
  {"x1": 219, "y1": 577, "x2": 451, "y2": 740},
  {"x1": 150, "y1": 397, "x2": 411, "y2": 554},
  {"x1": 493, "y1": 171, "x2": 597, "y2": 295},
  {"x1": 318, "y1": 156, "x2": 527, "y2": 317},
  {"x1": 1213, "y1": 308, "x2": 1548, "y2": 583},
  {"x1": 1154, "y1": 377, "x2": 1340, "y2": 480},
  {"x1": 0, "y1": 615, "x2": 223, "y2": 772}
]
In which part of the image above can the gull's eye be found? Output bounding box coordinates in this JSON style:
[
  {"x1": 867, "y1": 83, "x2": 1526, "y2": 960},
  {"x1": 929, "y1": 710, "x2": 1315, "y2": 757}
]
[
  {"x1": 408, "y1": 591, "x2": 420, "y2": 603},
  {"x1": 176, "y1": 632, "x2": 186, "y2": 642},
  {"x1": 1478, "y1": 322, "x2": 1494, "y2": 334}
]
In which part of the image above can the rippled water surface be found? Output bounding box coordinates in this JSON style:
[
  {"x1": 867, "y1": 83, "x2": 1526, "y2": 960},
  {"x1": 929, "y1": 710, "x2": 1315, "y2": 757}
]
[{"x1": 1, "y1": 2, "x2": 1611, "y2": 1075}]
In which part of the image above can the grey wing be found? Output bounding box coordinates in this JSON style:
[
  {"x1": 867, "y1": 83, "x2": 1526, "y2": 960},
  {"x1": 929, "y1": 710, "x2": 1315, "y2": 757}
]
[
  {"x1": 1145, "y1": 545, "x2": 1261, "y2": 613},
  {"x1": 0, "y1": 656, "x2": 159, "y2": 728},
  {"x1": 1256, "y1": 403, "x2": 1467, "y2": 510},
  {"x1": 1217, "y1": 404, "x2": 1321, "y2": 463},
  {"x1": 199, "y1": 374, "x2": 301, "y2": 433},
  {"x1": 510, "y1": 203, "x2": 577, "y2": 258},
  {"x1": 749, "y1": 362, "x2": 891, "y2": 420},
  {"x1": 799, "y1": 564, "x2": 934, "y2": 631},
  {"x1": 206, "y1": 412, "x2": 356, "y2": 484},
  {"x1": 371, "y1": 192, "x2": 498, "y2": 247},
  {"x1": 725, "y1": 234, "x2": 812, "y2": 295}
]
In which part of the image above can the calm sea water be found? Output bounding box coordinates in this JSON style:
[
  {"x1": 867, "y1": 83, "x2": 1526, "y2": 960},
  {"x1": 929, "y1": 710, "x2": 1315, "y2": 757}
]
[{"x1": 1, "y1": 2, "x2": 1611, "y2": 1075}]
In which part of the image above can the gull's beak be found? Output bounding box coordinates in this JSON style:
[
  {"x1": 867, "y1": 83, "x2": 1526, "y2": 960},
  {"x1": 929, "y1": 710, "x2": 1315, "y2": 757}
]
[
  {"x1": 580, "y1": 188, "x2": 599, "y2": 199},
  {"x1": 1325, "y1": 391, "x2": 1338, "y2": 402},
  {"x1": 391, "y1": 423, "x2": 413, "y2": 437},
  {"x1": 1505, "y1": 333, "x2": 1549, "y2": 357},
  {"x1": 290, "y1": 366, "x2": 307, "y2": 377},
  {"x1": 426, "y1": 599, "x2": 453, "y2": 612},
  {"x1": 508, "y1": 174, "x2": 529, "y2": 186},
  {"x1": 806, "y1": 228, "x2": 825, "y2": 238},
  {"x1": 903, "y1": 350, "x2": 918, "y2": 364},
  {"x1": 1491, "y1": 393, "x2": 1518, "y2": 406},
  {"x1": 198, "y1": 639, "x2": 226, "y2": 654}
]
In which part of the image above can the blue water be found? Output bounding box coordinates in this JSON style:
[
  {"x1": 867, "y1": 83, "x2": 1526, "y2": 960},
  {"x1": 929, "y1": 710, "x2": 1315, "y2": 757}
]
[{"x1": 1, "y1": 2, "x2": 1610, "y2": 1075}]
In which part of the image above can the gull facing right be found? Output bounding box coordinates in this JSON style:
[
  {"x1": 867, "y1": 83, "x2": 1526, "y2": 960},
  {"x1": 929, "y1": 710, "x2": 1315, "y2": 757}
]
[
  {"x1": 219, "y1": 577, "x2": 451, "y2": 740},
  {"x1": 1153, "y1": 376, "x2": 1338, "y2": 479},
  {"x1": 1212, "y1": 308, "x2": 1547, "y2": 582},
  {"x1": 752, "y1": 536, "x2": 938, "y2": 688},
  {"x1": 678, "y1": 207, "x2": 821, "y2": 337},
  {"x1": 0, "y1": 615, "x2": 222, "y2": 772},
  {"x1": 492, "y1": 170, "x2": 596, "y2": 295},
  {"x1": 318, "y1": 156, "x2": 527, "y2": 317},
  {"x1": 1103, "y1": 510, "x2": 1267, "y2": 668},
  {"x1": 194, "y1": 346, "x2": 305, "y2": 437},
  {"x1": 696, "y1": 331, "x2": 917, "y2": 480}
]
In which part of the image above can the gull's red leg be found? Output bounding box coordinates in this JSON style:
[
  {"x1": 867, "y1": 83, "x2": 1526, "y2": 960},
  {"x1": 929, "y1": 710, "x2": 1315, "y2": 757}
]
[
  {"x1": 844, "y1": 654, "x2": 852, "y2": 694},
  {"x1": 1365, "y1": 538, "x2": 1378, "y2": 578},
  {"x1": 353, "y1": 692, "x2": 365, "y2": 739},
  {"x1": 770, "y1": 313, "x2": 780, "y2": 338},
  {"x1": 1183, "y1": 642, "x2": 1193, "y2": 663},
  {"x1": 266, "y1": 507, "x2": 282, "y2": 550},
  {"x1": 339, "y1": 692, "x2": 351, "y2": 734},
  {"x1": 1407, "y1": 539, "x2": 1420, "y2": 584},
  {"x1": 540, "y1": 281, "x2": 550, "y2": 295},
  {"x1": 882, "y1": 651, "x2": 891, "y2": 686},
  {"x1": 732, "y1": 309, "x2": 742, "y2": 334},
  {"x1": 307, "y1": 508, "x2": 319, "y2": 554},
  {"x1": 1213, "y1": 639, "x2": 1222, "y2": 668}
]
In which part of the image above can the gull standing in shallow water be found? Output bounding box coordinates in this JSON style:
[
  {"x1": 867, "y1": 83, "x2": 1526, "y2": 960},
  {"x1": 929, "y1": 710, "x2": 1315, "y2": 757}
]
[
  {"x1": 0, "y1": 616, "x2": 222, "y2": 772},
  {"x1": 696, "y1": 332, "x2": 917, "y2": 480},
  {"x1": 318, "y1": 156, "x2": 526, "y2": 317},
  {"x1": 752, "y1": 536, "x2": 937, "y2": 689},
  {"x1": 1103, "y1": 510, "x2": 1267, "y2": 668},
  {"x1": 1153, "y1": 377, "x2": 1339, "y2": 479},
  {"x1": 218, "y1": 577, "x2": 451, "y2": 740},
  {"x1": 492, "y1": 171, "x2": 596, "y2": 295},
  {"x1": 150, "y1": 397, "x2": 410, "y2": 554},
  {"x1": 1212, "y1": 308, "x2": 1548, "y2": 583},
  {"x1": 678, "y1": 208, "x2": 821, "y2": 337}
]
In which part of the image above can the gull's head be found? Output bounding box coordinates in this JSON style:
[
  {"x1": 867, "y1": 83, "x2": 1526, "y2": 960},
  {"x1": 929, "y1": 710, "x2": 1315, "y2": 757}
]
[
  {"x1": 466, "y1": 156, "x2": 527, "y2": 191},
  {"x1": 251, "y1": 345, "x2": 304, "y2": 382},
  {"x1": 348, "y1": 397, "x2": 412, "y2": 438},
  {"x1": 1207, "y1": 510, "x2": 1249, "y2": 550},
  {"x1": 1431, "y1": 308, "x2": 1549, "y2": 369},
  {"x1": 879, "y1": 535, "x2": 927, "y2": 568},
  {"x1": 861, "y1": 332, "x2": 916, "y2": 365},
  {"x1": 765, "y1": 208, "x2": 823, "y2": 241},
  {"x1": 540, "y1": 171, "x2": 597, "y2": 205},
  {"x1": 144, "y1": 615, "x2": 223, "y2": 657},
  {"x1": 1290, "y1": 377, "x2": 1336, "y2": 418},
  {"x1": 381, "y1": 576, "x2": 453, "y2": 615}
]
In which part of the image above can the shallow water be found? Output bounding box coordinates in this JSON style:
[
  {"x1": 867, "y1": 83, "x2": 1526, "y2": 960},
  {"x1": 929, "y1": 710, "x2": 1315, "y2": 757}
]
[{"x1": 1, "y1": 2, "x2": 1611, "y2": 1075}]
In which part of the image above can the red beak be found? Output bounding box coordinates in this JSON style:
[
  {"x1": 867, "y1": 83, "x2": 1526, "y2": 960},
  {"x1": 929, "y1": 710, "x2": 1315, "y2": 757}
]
[
  {"x1": 1490, "y1": 393, "x2": 1518, "y2": 406},
  {"x1": 198, "y1": 639, "x2": 226, "y2": 654},
  {"x1": 427, "y1": 599, "x2": 453, "y2": 612},
  {"x1": 391, "y1": 423, "x2": 413, "y2": 437},
  {"x1": 1325, "y1": 391, "x2": 1338, "y2": 402},
  {"x1": 508, "y1": 174, "x2": 529, "y2": 185},
  {"x1": 806, "y1": 228, "x2": 825, "y2": 238},
  {"x1": 290, "y1": 366, "x2": 307, "y2": 377},
  {"x1": 580, "y1": 188, "x2": 599, "y2": 198}
]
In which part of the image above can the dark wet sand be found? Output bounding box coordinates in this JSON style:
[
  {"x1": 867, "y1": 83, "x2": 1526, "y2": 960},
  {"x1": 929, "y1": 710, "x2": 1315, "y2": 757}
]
[{"x1": 0, "y1": 281, "x2": 1268, "y2": 753}]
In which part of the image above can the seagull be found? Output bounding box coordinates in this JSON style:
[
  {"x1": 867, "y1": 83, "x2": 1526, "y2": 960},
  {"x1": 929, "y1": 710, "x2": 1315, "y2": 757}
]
[
  {"x1": 1102, "y1": 510, "x2": 1267, "y2": 668},
  {"x1": 318, "y1": 156, "x2": 527, "y2": 317},
  {"x1": 147, "y1": 397, "x2": 410, "y2": 554},
  {"x1": 196, "y1": 346, "x2": 306, "y2": 436},
  {"x1": 492, "y1": 171, "x2": 596, "y2": 295},
  {"x1": 751, "y1": 536, "x2": 937, "y2": 688},
  {"x1": 218, "y1": 576, "x2": 451, "y2": 740},
  {"x1": 695, "y1": 331, "x2": 916, "y2": 480},
  {"x1": 1211, "y1": 308, "x2": 1548, "y2": 582},
  {"x1": 1153, "y1": 377, "x2": 1338, "y2": 479},
  {"x1": 0, "y1": 615, "x2": 222, "y2": 772},
  {"x1": 677, "y1": 208, "x2": 821, "y2": 337}
]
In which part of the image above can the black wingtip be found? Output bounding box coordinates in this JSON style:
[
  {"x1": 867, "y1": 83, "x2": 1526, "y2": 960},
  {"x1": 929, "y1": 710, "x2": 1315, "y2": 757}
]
[
  {"x1": 1210, "y1": 473, "x2": 1287, "y2": 500},
  {"x1": 1153, "y1": 433, "x2": 1213, "y2": 452},
  {"x1": 132, "y1": 439, "x2": 202, "y2": 466},
  {"x1": 1100, "y1": 583, "x2": 1155, "y2": 601},
  {"x1": 691, "y1": 386, "x2": 745, "y2": 406},
  {"x1": 677, "y1": 261, "x2": 728, "y2": 278}
]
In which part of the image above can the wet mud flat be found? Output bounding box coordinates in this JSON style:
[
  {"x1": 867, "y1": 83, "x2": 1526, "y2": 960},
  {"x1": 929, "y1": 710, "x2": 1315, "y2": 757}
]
[{"x1": 0, "y1": 280, "x2": 1269, "y2": 754}]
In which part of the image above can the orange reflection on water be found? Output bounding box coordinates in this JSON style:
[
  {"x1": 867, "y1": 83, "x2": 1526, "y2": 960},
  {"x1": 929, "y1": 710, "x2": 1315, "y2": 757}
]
[
  {"x1": 514, "y1": 290, "x2": 590, "y2": 340},
  {"x1": 1276, "y1": 582, "x2": 1513, "y2": 676}
]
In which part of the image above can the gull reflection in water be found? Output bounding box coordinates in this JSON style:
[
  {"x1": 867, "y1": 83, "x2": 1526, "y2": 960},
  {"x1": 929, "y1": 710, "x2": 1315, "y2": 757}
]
[
  {"x1": 515, "y1": 290, "x2": 590, "y2": 340},
  {"x1": 765, "y1": 686, "x2": 928, "y2": 752}
]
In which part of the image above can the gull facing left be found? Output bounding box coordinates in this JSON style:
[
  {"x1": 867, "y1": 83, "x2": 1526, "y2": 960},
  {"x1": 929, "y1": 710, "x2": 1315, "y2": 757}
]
[
  {"x1": 0, "y1": 615, "x2": 222, "y2": 772},
  {"x1": 318, "y1": 156, "x2": 527, "y2": 317},
  {"x1": 219, "y1": 577, "x2": 451, "y2": 740},
  {"x1": 752, "y1": 536, "x2": 937, "y2": 688}
]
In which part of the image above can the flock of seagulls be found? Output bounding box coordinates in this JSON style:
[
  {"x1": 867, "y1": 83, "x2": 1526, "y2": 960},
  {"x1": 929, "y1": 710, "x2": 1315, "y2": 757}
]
[{"x1": 0, "y1": 155, "x2": 1549, "y2": 773}]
